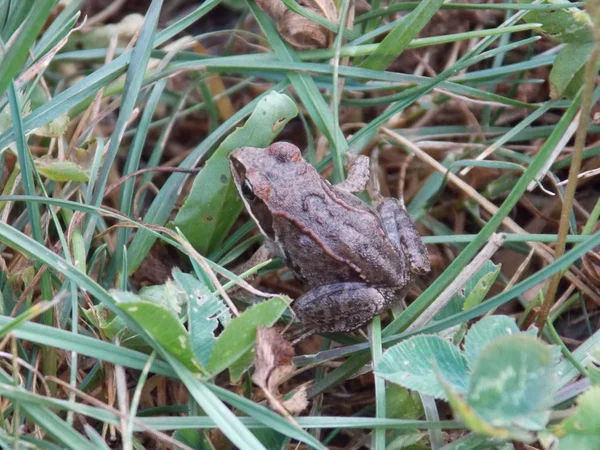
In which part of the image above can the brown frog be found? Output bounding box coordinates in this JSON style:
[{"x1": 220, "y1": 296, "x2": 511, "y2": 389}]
[{"x1": 229, "y1": 142, "x2": 430, "y2": 334}]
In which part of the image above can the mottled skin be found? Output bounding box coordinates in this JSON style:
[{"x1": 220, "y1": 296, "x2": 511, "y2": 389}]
[{"x1": 229, "y1": 142, "x2": 430, "y2": 333}]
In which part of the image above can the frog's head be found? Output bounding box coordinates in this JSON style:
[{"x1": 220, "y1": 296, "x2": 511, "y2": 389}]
[{"x1": 230, "y1": 143, "x2": 301, "y2": 239}]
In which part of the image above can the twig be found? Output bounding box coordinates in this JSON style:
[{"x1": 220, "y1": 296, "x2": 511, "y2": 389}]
[
  {"x1": 83, "y1": 0, "x2": 127, "y2": 29},
  {"x1": 380, "y1": 127, "x2": 600, "y2": 305},
  {"x1": 535, "y1": 43, "x2": 600, "y2": 333}
]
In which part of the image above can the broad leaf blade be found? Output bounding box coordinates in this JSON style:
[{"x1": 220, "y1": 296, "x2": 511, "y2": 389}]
[
  {"x1": 173, "y1": 91, "x2": 298, "y2": 253},
  {"x1": 35, "y1": 160, "x2": 89, "y2": 182},
  {"x1": 467, "y1": 334, "x2": 556, "y2": 430},
  {"x1": 551, "y1": 387, "x2": 600, "y2": 450},
  {"x1": 549, "y1": 42, "x2": 593, "y2": 99},
  {"x1": 112, "y1": 290, "x2": 206, "y2": 375},
  {"x1": 172, "y1": 269, "x2": 231, "y2": 366},
  {"x1": 518, "y1": 0, "x2": 593, "y2": 44},
  {"x1": 464, "y1": 316, "x2": 520, "y2": 369},
  {"x1": 376, "y1": 335, "x2": 469, "y2": 399},
  {"x1": 206, "y1": 296, "x2": 290, "y2": 376}
]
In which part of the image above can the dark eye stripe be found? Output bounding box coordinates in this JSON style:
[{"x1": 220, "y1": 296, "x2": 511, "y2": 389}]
[{"x1": 241, "y1": 181, "x2": 255, "y2": 201}]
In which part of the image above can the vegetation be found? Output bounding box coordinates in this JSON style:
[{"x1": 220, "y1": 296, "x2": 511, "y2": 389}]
[{"x1": 0, "y1": 0, "x2": 599, "y2": 448}]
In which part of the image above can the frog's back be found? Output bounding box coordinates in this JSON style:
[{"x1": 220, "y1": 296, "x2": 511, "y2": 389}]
[{"x1": 271, "y1": 180, "x2": 408, "y2": 287}]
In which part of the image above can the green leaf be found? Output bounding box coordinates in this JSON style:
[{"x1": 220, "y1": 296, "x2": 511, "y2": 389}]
[
  {"x1": 173, "y1": 91, "x2": 298, "y2": 254},
  {"x1": 386, "y1": 384, "x2": 424, "y2": 420},
  {"x1": 551, "y1": 387, "x2": 600, "y2": 450},
  {"x1": 464, "y1": 316, "x2": 521, "y2": 369},
  {"x1": 138, "y1": 280, "x2": 187, "y2": 318},
  {"x1": 375, "y1": 335, "x2": 469, "y2": 400},
  {"x1": 439, "y1": 433, "x2": 515, "y2": 450},
  {"x1": 0, "y1": 1, "x2": 58, "y2": 99},
  {"x1": 518, "y1": 0, "x2": 594, "y2": 44},
  {"x1": 112, "y1": 290, "x2": 205, "y2": 375},
  {"x1": 173, "y1": 429, "x2": 210, "y2": 449},
  {"x1": 434, "y1": 261, "x2": 501, "y2": 321},
  {"x1": 549, "y1": 42, "x2": 594, "y2": 99},
  {"x1": 89, "y1": 276, "x2": 187, "y2": 352},
  {"x1": 206, "y1": 296, "x2": 290, "y2": 376},
  {"x1": 172, "y1": 269, "x2": 231, "y2": 366},
  {"x1": 228, "y1": 348, "x2": 255, "y2": 383},
  {"x1": 83, "y1": 305, "x2": 150, "y2": 351},
  {"x1": 360, "y1": 0, "x2": 445, "y2": 70},
  {"x1": 443, "y1": 379, "x2": 516, "y2": 441},
  {"x1": 466, "y1": 335, "x2": 555, "y2": 430},
  {"x1": 463, "y1": 261, "x2": 501, "y2": 311},
  {"x1": 587, "y1": 365, "x2": 600, "y2": 386},
  {"x1": 35, "y1": 159, "x2": 89, "y2": 182},
  {"x1": 33, "y1": 113, "x2": 70, "y2": 138}
]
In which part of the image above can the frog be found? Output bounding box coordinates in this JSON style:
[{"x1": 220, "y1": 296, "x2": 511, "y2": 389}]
[{"x1": 229, "y1": 142, "x2": 430, "y2": 334}]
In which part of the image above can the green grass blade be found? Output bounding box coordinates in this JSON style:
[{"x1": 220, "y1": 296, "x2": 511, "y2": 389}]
[
  {"x1": 91, "y1": 0, "x2": 162, "y2": 207},
  {"x1": 0, "y1": 1, "x2": 57, "y2": 98},
  {"x1": 114, "y1": 79, "x2": 167, "y2": 275},
  {"x1": 0, "y1": 315, "x2": 174, "y2": 376},
  {"x1": 360, "y1": 0, "x2": 444, "y2": 70},
  {"x1": 162, "y1": 356, "x2": 268, "y2": 450},
  {"x1": 0, "y1": 371, "x2": 95, "y2": 449},
  {"x1": 126, "y1": 81, "x2": 289, "y2": 274},
  {"x1": 248, "y1": 0, "x2": 348, "y2": 180}
]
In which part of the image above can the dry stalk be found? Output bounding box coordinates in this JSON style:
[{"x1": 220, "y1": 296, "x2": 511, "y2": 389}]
[
  {"x1": 535, "y1": 43, "x2": 600, "y2": 333},
  {"x1": 380, "y1": 127, "x2": 600, "y2": 306}
]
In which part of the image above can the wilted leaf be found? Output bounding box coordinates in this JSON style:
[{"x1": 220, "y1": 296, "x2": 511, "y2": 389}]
[
  {"x1": 376, "y1": 335, "x2": 469, "y2": 400},
  {"x1": 253, "y1": 327, "x2": 307, "y2": 415},
  {"x1": 253, "y1": 327, "x2": 294, "y2": 387},
  {"x1": 256, "y1": 0, "x2": 337, "y2": 49},
  {"x1": 281, "y1": 387, "x2": 308, "y2": 415}
]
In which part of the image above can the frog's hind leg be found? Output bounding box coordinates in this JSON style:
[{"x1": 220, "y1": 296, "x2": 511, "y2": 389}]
[
  {"x1": 377, "y1": 197, "x2": 431, "y2": 275},
  {"x1": 293, "y1": 282, "x2": 387, "y2": 333}
]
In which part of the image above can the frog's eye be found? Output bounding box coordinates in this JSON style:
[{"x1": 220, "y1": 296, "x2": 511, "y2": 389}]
[{"x1": 242, "y1": 180, "x2": 256, "y2": 201}]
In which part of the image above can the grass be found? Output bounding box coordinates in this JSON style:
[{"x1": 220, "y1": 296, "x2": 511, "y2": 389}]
[{"x1": 0, "y1": 0, "x2": 599, "y2": 449}]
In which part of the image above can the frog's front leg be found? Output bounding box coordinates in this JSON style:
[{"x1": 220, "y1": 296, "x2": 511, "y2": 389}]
[
  {"x1": 293, "y1": 282, "x2": 391, "y2": 333},
  {"x1": 335, "y1": 155, "x2": 371, "y2": 193},
  {"x1": 378, "y1": 197, "x2": 431, "y2": 275},
  {"x1": 228, "y1": 243, "x2": 275, "y2": 296}
]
